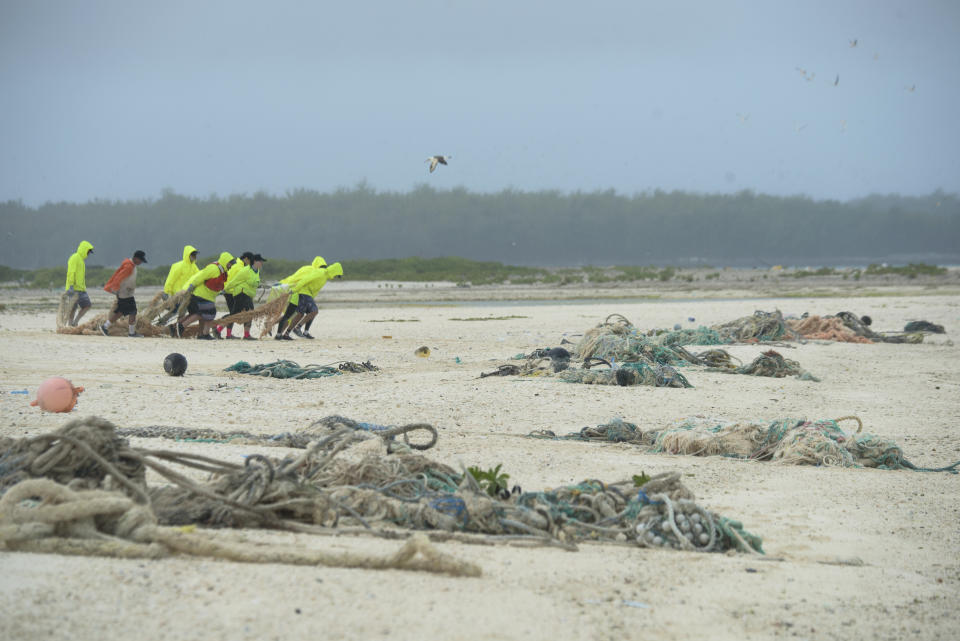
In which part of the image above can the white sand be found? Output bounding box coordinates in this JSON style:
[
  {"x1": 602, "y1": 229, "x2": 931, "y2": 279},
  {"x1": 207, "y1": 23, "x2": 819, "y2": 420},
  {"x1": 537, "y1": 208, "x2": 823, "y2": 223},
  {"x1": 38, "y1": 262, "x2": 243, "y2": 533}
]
[{"x1": 1, "y1": 285, "x2": 958, "y2": 641}]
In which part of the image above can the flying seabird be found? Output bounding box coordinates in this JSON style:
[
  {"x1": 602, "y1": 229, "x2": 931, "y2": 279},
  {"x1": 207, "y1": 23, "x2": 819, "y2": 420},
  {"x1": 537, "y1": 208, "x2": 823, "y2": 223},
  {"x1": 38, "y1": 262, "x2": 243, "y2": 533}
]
[
  {"x1": 834, "y1": 74, "x2": 840, "y2": 86},
  {"x1": 426, "y1": 155, "x2": 451, "y2": 173},
  {"x1": 850, "y1": 38, "x2": 858, "y2": 48}
]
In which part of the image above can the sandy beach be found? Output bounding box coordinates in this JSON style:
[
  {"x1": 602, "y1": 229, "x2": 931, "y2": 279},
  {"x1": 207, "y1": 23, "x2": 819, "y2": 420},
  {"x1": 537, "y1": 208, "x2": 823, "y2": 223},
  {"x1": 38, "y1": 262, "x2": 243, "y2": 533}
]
[{"x1": 1, "y1": 280, "x2": 958, "y2": 641}]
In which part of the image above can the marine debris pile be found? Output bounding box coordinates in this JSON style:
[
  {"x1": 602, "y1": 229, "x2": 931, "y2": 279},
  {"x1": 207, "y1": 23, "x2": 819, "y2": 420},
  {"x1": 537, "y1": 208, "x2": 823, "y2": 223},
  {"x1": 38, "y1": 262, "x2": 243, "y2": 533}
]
[
  {"x1": 531, "y1": 416, "x2": 960, "y2": 473},
  {"x1": 786, "y1": 311, "x2": 925, "y2": 344},
  {"x1": 223, "y1": 360, "x2": 379, "y2": 379},
  {"x1": 483, "y1": 308, "x2": 943, "y2": 387},
  {"x1": 0, "y1": 416, "x2": 765, "y2": 569},
  {"x1": 484, "y1": 312, "x2": 819, "y2": 387}
]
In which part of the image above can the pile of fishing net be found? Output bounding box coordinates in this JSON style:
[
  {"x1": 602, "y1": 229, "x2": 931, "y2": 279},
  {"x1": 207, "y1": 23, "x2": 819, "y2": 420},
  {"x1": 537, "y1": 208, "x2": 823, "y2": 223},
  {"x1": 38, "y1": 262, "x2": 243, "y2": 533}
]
[
  {"x1": 576, "y1": 314, "x2": 720, "y2": 363},
  {"x1": 786, "y1": 315, "x2": 873, "y2": 343},
  {"x1": 223, "y1": 360, "x2": 379, "y2": 379},
  {"x1": 710, "y1": 309, "x2": 795, "y2": 343},
  {"x1": 482, "y1": 312, "x2": 822, "y2": 387},
  {"x1": 532, "y1": 416, "x2": 960, "y2": 473},
  {"x1": 573, "y1": 309, "x2": 790, "y2": 354},
  {"x1": 903, "y1": 320, "x2": 945, "y2": 334},
  {"x1": 56, "y1": 290, "x2": 291, "y2": 339},
  {"x1": 0, "y1": 416, "x2": 764, "y2": 563},
  {"x1": 702, "y1": 349, "x2": 820, "y2": 381},
  {"x1": 484, "y1": 351, "x2": 693, "y2": 388},
  {"x1": 558, "y1": 360, "x2": 693, "y2": 388},
  {"x1": 787, "y1": 311, "x2": 925, "y2": 344}
]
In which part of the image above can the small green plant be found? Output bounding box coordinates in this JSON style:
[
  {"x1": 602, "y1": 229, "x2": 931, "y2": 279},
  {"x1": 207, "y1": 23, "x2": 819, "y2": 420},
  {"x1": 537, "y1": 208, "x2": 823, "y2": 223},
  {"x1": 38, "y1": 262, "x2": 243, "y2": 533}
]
[
  {"x1": 467, "y1": 464, "x2": 511, "y2": 497},
  {"x1": 632, "y1": 471, "x2": 651, "y2": 487}
]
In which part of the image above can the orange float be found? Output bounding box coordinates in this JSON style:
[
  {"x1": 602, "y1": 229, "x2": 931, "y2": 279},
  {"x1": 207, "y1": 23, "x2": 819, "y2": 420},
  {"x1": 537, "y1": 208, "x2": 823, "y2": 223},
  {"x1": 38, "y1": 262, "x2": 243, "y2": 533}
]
[{"x1": 30, "y1": 377, "x2": 85, "y2": 413}]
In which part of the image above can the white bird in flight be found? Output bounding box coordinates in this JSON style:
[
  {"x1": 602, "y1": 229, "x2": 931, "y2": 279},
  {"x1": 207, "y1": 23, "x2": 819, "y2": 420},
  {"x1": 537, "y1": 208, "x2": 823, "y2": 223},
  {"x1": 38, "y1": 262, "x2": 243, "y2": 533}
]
[
  {"x1": 426, "y1": 155, "x2": 451, "y2": 173},
  {"x1": 850, "y1": 38, "x2": 858, "y2": 48}
]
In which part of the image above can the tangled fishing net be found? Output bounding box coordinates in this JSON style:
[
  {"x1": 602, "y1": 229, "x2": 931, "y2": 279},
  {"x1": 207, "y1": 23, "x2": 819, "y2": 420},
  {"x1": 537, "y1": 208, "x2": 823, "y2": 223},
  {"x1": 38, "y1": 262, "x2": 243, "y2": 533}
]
[
  {"x1": 558, "y1": 360, "x2": 692, "y2": 388},
  {"x1": 55, "y1": 291, "x2": 291, "y2": 339},
  {"x1": 903, "y1": 320, "x2": 945, "y2": 334},
  {"x1": 531, "y1": 416, "x2": 960, "y2": 473},
  {"x1": 56, "y1": 291, "x2": 189, "y2": 337},
  {"x1": 223, "y1": 360, "x2": 379, "y2": 379},
  {"x1": 705, "y1": 349, "x2": 820, "y2": 381},
  {"x1": 483, "y1": 311, "x2": 828, "y2": 387},
  {"x1": 115, "y1": 415, "x2": 433, "y2": 451},
  {"x1": 787, "y1": 311, "x2": 925, "y2": 344},
  {"x1": 786, "y1": 315, "x2": 872, "y2": 343},
  {"x1": 0, "y1": 416, "x2": 764, "y2": 567}
]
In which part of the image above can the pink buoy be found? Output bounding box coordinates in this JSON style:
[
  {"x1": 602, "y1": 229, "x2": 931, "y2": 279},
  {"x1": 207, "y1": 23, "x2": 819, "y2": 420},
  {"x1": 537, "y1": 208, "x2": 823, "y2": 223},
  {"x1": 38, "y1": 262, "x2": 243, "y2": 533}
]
[{"x1": 30, "y1": 377, "x2": 85, "y2": 413}]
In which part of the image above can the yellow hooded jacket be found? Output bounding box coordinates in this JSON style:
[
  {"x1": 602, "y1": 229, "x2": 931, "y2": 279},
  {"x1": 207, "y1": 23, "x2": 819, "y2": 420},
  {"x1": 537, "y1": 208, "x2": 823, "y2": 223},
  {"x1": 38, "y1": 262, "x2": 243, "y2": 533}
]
[
  {"x1": 224, "y1": 264, "x2": 261, "y2": 298},
  {"x1": 225, "y1": 259, "x2": 245, "y2": 286},
  {"x1": 292, "y1": 262, "x2": 343, "y2": 299},
  {"x1": 163, "y1": 245, "x2": 200, "y2": 295},
  {"x1": 280, "y1": 256, "x2": 326, "y2": 306},
  {"x1": 65, "y1": 241, "x2": 94, "y2": 292},
  {"x1": 186, "y1": 251, "x2": 235, "y2": 302},
  {"x1": 281, "y1": 256, "x2": 326, "y2": 287}
]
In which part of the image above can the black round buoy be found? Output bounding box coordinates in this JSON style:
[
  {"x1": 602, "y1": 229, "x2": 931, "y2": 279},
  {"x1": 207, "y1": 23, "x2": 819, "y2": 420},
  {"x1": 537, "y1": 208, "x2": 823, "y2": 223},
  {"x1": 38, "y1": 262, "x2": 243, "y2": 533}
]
[
  {"x1": 615, "y1": 368, "x2": 637, "y2": 386},
  {"x1": 546, "y1": 347, "x2": 571, "y2": 360},
  {"x1": 164, "y1": 353, "x2": 188, "y2": 377}
]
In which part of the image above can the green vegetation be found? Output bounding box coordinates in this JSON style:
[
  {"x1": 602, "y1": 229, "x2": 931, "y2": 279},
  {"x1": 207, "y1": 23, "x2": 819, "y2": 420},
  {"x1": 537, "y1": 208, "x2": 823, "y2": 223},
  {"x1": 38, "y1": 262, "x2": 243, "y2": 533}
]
[
  {"x1": 2, "y1": 187, "x2": 957, "y2": 271},
  {"x1": 0, "y1": 255, "x2": 950, "y2": 290},
  {"x1": 865, "y1": 263, "x2": 948, "y2": 278},
  {"x1": 783, "y1": 267, "x2": 839, "y2": 278},
  {"x1": 15, "y1": 264, "x2": 170, "y2": 290},
  {"x1": 467, "y1": 464, "x2": 512, "y2": 498}
]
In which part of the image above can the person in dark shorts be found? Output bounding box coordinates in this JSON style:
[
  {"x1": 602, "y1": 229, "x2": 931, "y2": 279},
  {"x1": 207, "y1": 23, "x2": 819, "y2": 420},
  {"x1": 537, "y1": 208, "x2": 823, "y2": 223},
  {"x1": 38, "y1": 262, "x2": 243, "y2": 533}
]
[
  {"x1": 277, "y1": 261, "x2": 343, "y2": 340},
  {"x1": 99, "y1": 250, "x2": 147, "y2": 337},
  {"x1": 172, "y1": 251, "x2": 235, "y2": 339},
  {"x1": 220, "y1": 253, "x2": 265, "y2": 340},
  {"x1": 216, "y1": 251, "x2": 254, "y2": 338}
]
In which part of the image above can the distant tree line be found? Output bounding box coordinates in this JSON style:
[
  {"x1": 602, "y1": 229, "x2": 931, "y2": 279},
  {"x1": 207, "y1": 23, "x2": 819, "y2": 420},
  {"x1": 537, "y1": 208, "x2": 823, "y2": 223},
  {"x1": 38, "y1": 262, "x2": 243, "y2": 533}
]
[{"x1": 1, "y1": 185, "x2": 957, "y2": 270}]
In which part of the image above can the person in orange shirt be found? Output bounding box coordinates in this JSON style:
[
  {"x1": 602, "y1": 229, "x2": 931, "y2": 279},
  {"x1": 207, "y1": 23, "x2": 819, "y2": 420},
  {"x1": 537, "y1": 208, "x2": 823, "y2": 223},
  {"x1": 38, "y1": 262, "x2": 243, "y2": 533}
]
[{"x1": 99, "y1": 250, "x2": 148, "y2": 337}]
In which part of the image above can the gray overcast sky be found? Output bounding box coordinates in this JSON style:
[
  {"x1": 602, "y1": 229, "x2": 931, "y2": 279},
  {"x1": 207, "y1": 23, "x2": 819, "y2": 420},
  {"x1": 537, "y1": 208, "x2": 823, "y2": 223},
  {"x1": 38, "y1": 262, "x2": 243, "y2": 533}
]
[{"x1": 1, "y1": 0, "x2": 958, "y2": 205}]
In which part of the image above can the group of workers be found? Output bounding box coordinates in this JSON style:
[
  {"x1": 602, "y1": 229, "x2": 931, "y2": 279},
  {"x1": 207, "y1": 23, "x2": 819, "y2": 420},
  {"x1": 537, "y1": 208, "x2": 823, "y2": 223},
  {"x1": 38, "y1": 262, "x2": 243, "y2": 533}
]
[{"x1": 63, "y1": 240, "x2": 343, "y2": 340}]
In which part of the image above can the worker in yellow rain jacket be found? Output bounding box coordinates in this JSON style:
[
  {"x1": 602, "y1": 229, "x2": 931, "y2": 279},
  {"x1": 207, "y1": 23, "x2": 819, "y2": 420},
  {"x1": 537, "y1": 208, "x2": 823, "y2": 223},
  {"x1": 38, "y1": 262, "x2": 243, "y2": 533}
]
[
  {"x1": 273, "y1": 256, "x2": 326, "y2": 338},
  {"x1": 171, "y1": 251, "x2": 235, "y2": 339},
  {"x1": 157, "y1": 245, "x2": 199, "y2": 326},
  {"x1": 219, "y1": 253, "x2": 265, "y2": 340},
  {"x1": 215, "y1": 251, "x2": 254, "y2": 338},
  {"x1": 277, "y1": 262, "x2": 343, "y2": 340},
  {"x1": 280, "y1": 256, "x2": 326, "y2": 288},
  {"x1": 64, "y1": 240, "x2": 95, "y2": 327}
]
